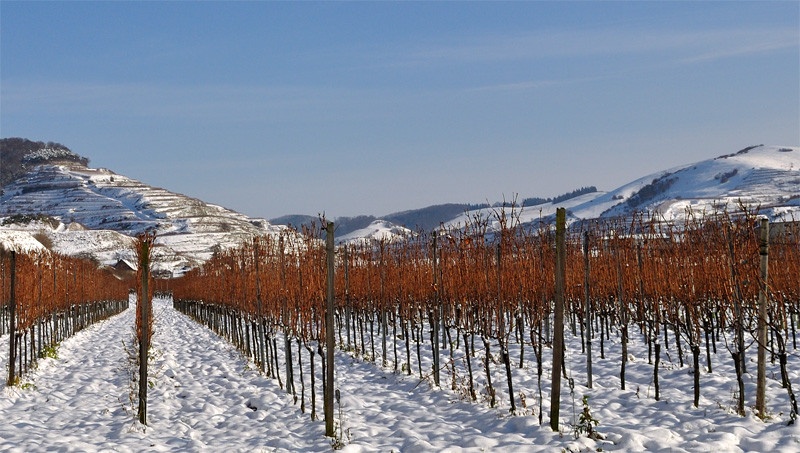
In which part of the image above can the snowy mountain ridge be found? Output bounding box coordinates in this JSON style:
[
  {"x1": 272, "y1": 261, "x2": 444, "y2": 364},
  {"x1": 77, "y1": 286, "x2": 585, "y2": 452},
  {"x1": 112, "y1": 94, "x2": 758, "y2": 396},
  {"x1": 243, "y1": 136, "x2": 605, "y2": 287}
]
[
  {"x1": 438, "y1": 144, "x2": 799, "y2": 232},
  {"x1": 0, "y1": 162, "x2": 287, "y2": 275}
]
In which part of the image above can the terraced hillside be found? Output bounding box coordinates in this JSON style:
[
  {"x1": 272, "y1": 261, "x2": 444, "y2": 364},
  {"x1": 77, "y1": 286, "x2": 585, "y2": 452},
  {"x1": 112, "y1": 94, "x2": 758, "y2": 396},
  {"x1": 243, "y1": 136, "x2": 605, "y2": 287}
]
[{"x1": 1, "y1": 162, "x2": 286, "y2": 275}]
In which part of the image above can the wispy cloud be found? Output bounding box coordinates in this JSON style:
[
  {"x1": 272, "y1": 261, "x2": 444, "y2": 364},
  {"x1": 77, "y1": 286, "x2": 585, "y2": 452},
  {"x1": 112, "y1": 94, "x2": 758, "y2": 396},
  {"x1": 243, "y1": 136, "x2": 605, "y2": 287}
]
[
  {"x1": 405, "y1": 26, "x2": 798, "y2": 93},
  {"x1": 468, "y1": 79, "x2": 563, "y2": 92},
  {"x1": 467, "y1": 75, "x2": 613, "y2": 93},
  {"x1": 0, "y1": 80, "x2": 362, "y2": 123},
  {"x1": 390, "y1": 26, "x2": 798, "y2": 67},
  {"x1": 680, "y1": 34, "x2": 798, "y2": 63}
]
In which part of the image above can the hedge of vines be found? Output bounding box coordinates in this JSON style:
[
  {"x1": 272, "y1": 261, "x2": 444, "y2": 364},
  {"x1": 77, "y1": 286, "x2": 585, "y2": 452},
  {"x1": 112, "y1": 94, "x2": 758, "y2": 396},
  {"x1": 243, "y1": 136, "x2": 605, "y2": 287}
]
[
  {"x1": 1, "y1": 250, "x2": 130, "y2": 385},
  {"x1": 171, "y1": 209, "x2": 800, "y2": 423}
]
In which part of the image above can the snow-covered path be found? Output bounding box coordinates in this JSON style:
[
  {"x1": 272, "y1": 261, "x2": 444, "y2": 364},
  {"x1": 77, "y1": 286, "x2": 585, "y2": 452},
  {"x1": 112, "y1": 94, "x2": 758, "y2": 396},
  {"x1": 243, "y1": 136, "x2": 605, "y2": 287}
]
[
  {"x1": 0, "y1": 302, "x2": 138, "y2": 452},
  {"x1": 143, "y1": 300, "x2": 331, "y2": 452},
  {"x1": 334, "y1": 353, "x2": 549, "y2": 452},
  {"x1": 0, "y1": 300, "x2": 331, "y2": 452}
]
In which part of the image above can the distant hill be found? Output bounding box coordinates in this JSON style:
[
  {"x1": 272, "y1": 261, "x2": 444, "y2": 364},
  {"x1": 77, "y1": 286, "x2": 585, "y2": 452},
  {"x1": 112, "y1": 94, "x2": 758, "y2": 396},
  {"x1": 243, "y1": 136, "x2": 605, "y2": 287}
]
[
  {"x1": 593, "y1": 144, "x2": 799, "y2": 221},
  {"x1": 520, "y1": 186, "x2": 597, "y2": 207},
  {"x1": 1, "y1": 139, "x2": 287, "y2": 275},
  {"x1": 274, "y1": 145, "x2": 800, "y2": 243},
  {"x1": 271, "y1": 203, "x2": 490, "y2": 237},
  {"x1": 269, "y1": 214, "x2": 379, "y2": 237},
  {"x1": 384, "y1": 203, "x2": 490, "y2": 232},
  {"x1": 270, "y1": 192, "x2": 603, "y2": 238},
  {"x1": 443, "y1": 144, "x2": 800, "y2": 231}
]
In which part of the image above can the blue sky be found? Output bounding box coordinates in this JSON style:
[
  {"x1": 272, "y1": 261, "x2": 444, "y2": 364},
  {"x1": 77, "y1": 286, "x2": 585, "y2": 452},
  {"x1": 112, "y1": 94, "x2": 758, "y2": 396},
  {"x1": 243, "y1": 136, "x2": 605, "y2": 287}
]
[{"x1": 2, "y1": 1, "x2": 798, "y2": 219}]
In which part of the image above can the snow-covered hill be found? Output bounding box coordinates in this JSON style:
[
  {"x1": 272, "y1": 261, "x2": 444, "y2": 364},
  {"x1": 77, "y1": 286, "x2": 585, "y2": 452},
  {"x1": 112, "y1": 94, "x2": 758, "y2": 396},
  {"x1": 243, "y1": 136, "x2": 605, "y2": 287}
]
[
  {"x1": 0, "y1": 162, "x2": 286, "y2": 275},
  {"x1": 337, "y1": 220, "x2": 412, "y2": 244},
  {"x1": 441, "y1": 145, "x2": 799, "y2": 232},
  {"x1": 0, "y1": 219, "x2": 136, "y2": 265},
  {"x1": 581, "y1": 144, "x2": 799, "y2": 222}
]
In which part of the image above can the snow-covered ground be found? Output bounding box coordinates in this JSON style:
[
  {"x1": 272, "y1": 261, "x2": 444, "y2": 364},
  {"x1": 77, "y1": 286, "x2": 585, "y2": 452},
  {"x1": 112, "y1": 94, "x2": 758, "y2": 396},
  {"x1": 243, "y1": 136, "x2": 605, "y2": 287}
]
[{"x1": 2, "y1": 298, "x2": 799, "y2": 452}]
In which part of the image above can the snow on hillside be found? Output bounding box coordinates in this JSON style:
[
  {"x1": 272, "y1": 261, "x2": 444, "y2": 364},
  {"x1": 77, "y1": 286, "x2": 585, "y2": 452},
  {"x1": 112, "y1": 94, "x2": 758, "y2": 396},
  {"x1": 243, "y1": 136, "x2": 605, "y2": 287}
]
[
  {"x1": 50, "y1": 229, "x2": 137, "y2": 265},
  {"x1": 443, "y1": 191, "x2": 606, "y2": 231},
  {"x1": 337, "y1": 220, "x2": 412, "y2": 244},
  {"x1": 0, "y1": 164, "x2": 274, "y2": 236},
  {"x1": 595, "y1": 145, "x2": 800, "y2": 221},
  {"x1": 441, "y1": 145, "x2": 799, "y2": 234},
  {"x1": 0, "y1": 230, "x2": 48, "y2": 253},
  {"x1": 0, "y1": 218, "x2": 137, "y2": 267},
  {"x1": 0, "y1": 163, "x2": 288, "y2": 275}
]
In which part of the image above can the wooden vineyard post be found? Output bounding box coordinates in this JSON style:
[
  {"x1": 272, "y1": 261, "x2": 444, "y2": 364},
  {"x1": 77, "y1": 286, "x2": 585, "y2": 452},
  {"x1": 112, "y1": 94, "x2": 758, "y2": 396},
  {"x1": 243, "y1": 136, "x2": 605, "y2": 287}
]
[
  {"x1": 583, "y1": 230, "x2": 592, "y2": 389},
  {"x1": 6, "y1": 250, "x2": 16, "y2": 387},
  {"x1": 344, "y1": 245, "x2": 351, "y2": 350},
  {"x1": 431, "y1": 234, "x2": 440, "y2": 387},
  {"x1": 550, "y1": 207, "x2": 566, "y2": 432},
  {"x1": 324, "y1": 221, "x2": 335, "y2": 438},
  {"x1": 137, "y1": 235, "x2": 153, "y2": 425},
  {"x1": 255, "y1": 238, "x2": 268, "y2": 373},
  {"x1": 756, "y1": 217, "x2": 769, "y2": 416}
]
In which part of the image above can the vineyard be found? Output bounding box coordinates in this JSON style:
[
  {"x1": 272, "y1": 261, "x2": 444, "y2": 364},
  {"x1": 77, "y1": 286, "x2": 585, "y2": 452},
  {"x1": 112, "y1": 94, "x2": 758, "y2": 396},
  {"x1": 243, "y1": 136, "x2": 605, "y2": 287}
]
[
  {"x1": 0, "y1": 249, "x2": 129, "y2": 385},
  {"x1": 2, "y1": 207, "x2": 799, "y2": 450},
  {"x1": 171, "y1": 208, "x2": 800, "y2": 433}
]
